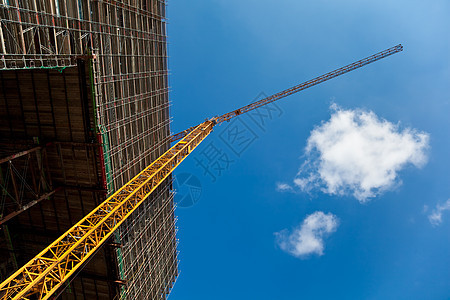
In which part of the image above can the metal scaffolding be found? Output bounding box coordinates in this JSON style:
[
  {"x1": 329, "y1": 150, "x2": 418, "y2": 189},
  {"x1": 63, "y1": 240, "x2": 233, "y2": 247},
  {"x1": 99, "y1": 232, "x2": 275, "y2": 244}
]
[{"x1": 0, "y1": 0, "x2": 176, "y2": 299}]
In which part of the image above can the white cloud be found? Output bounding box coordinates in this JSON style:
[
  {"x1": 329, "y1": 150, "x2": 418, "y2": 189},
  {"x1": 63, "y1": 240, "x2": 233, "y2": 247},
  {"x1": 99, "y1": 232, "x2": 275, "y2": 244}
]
[
  {"x1": 294, "y1": 105, "x2": 429, "y2": 202},
  {"x1": 428, "y1": 199, "x2": 450, "y2": 226},
  {"x1": 275, "y1": 211, "x2": 338, "y2": 258},
  {"x1": 276, "y1": 182, "x2": 293, "y2": 192}
]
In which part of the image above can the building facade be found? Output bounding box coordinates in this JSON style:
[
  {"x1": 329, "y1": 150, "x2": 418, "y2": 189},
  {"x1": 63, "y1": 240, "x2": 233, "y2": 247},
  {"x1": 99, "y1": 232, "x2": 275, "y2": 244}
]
[{"x1": 0, "y1": 0, "x2": 177, "y2": 298}]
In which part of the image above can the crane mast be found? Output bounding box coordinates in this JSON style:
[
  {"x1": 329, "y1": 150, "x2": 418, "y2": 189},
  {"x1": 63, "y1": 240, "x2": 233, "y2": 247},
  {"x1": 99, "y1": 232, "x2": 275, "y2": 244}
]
[{"x1": 0, "y1": 44, "x2": 403, "y2": 300}]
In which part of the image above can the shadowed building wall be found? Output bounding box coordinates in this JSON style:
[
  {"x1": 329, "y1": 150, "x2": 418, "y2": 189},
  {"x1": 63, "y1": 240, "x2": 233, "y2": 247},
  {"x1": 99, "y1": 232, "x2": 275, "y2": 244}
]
[{"x1": 0, "y1": 1, "x2": 177, "y2": 298}]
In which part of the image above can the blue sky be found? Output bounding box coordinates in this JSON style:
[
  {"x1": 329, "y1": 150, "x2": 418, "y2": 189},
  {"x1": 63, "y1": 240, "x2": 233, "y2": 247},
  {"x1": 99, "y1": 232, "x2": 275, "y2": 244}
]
[{"x1": 167, "y1": 1, "x2": 449, "y2": 299}]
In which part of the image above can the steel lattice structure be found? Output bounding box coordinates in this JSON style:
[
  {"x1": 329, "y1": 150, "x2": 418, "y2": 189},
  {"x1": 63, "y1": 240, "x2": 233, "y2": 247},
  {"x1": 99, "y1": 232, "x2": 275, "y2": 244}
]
[
  {"x1": 0, "y1": 44, "x2": 403, "y2": 300},
  {"x1": 0, "y1": 1, "x2": 174, "y2": 298},
  {"x1": 172, "y1": 44, "x2": 403, "y2": 142},
  {"x1": 0, "y1": 121, "x2": 213, "y2": 300}
]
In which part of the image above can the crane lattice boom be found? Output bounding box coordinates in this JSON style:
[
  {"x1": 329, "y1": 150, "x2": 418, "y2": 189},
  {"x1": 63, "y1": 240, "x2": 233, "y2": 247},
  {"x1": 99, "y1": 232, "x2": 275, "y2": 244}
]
[
  {"x1": 171, "y1": 44, "x2": 403, "y2": 142},
  {"x1": 0, "y1": 45, "x2": 403, "y2": 300}
]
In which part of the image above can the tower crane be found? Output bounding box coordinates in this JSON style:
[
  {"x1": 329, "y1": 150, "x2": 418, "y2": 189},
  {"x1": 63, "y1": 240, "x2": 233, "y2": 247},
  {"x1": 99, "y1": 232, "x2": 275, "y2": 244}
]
[{"x1": 0, "y1": 44, "x2": 403, "y2": 300}]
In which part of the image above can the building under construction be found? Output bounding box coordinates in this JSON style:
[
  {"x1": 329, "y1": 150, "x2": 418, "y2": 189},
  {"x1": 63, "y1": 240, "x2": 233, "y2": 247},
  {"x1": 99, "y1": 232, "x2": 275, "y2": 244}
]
[{"x1": 0, "y1": 0, "x2": 177, "y2": 299}]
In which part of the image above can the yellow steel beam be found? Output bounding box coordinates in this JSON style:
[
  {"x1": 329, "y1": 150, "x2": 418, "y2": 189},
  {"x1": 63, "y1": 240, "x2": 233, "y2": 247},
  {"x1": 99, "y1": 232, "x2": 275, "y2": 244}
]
[{"x1": 0, "y1": 121, "x2": 214, "y2": 300}]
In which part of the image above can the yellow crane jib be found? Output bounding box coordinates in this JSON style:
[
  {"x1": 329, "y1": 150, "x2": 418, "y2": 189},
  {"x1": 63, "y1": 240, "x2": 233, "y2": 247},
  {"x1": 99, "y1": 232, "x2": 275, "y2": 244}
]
[
  {"x1": 171, "y1": 44, "x2": 403, "y2": 142},
  {"x1": 1, "y1": 44, "x2": 404, "y2": 300},
  {"x1": 0, "y1": 121, "x2": 214, "y2": 300}
]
